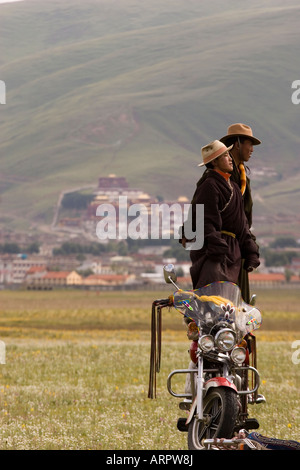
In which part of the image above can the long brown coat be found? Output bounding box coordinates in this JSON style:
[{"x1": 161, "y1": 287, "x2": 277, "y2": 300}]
[
  {"x1": 230, "y1": 160, "x2": 253, "y2": 227},
  {"x1": 182, "y1": 170, "x2": 259, "y2": 290},
  {"x1": 230, "y1": 159, "x2": 257, "y2": 302}
]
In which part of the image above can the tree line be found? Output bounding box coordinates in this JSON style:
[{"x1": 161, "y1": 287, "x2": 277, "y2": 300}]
[{"x1": 0, "y1": 242, "x2": 40, "y2": 254}]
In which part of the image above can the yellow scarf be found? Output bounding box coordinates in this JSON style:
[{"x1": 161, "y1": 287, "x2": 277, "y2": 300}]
[{"x1": 239, "y1": 163, "x2": 246, "y2": 196}]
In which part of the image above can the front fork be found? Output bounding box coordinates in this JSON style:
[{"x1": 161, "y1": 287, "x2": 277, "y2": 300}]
[{"x1": 196, "y1": 355, "x2": 204, "y2": 420}]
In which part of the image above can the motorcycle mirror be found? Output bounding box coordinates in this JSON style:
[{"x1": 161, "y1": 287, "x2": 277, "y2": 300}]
[
  {"x1": 164, "y1": 264, "x2": 179, "y2": 290},
  {"x1": 163, "y1": 264, "x2": 178, "y2": 285},
  {"x1": 249, "y1": 294, "x2": 256, "y2": 306}
]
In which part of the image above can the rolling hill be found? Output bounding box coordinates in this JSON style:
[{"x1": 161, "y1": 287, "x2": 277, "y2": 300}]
[{"x1": 1, "y1": 0, "x2": 300, "y2": 238}]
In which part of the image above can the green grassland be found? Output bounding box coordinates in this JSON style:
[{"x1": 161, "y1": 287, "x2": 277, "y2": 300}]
[
  {"x1": 1, "y1": 0, "x2": 300, "y2": 232},
  {"x1": 0, "y1": 287, "x2": 299, "y2": 450},
  {"x1": 0, "y1": 287, "x2": 300, "y2": 332}
]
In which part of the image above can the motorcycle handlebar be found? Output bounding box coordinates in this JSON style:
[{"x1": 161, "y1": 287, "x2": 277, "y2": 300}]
[{"x1": 153, "y1": 296, "x2": 173, "y2": 308}]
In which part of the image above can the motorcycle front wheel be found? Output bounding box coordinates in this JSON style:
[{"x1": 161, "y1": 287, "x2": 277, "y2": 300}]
[{"x1": 187, "y1": 387, "x2": 238, "y2": 450}]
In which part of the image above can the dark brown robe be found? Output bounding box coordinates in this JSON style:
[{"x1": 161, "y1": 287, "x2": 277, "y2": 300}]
[
  {"x1": 230, "y1": 159, "x2": 253, "y2": 227},
  {"x1": 230, "y1": 158, "x2": 257, "y2": 302},
  {"x1": 182, "y1": 170, "x2": 259, "y2": 290}
]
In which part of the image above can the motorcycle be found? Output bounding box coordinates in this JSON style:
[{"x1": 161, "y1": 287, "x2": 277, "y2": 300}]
[{"x1": 148, "y1": 264, "x2": 265, "y2": 450}]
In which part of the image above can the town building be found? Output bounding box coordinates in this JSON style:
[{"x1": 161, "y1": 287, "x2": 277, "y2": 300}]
[
  {"x1": 26, "y1": 270, "x2": 82, "y2": 289},
  {"x1": 0, "y1": 254, "x2": 49, "y2": 284},
  {"x1": 82, "y1": 273, "x2": 136, "y2": 287}
]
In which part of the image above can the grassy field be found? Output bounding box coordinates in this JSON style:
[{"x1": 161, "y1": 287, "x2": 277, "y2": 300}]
[{"x1": 0, "y1": 287, "x2": 299, "y2": 450}]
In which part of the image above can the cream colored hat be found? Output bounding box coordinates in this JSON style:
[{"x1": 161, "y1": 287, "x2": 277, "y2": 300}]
[
  {"x1": 198, "y1": 140, "x2": 233, "y2": 167},
  {"x1": 220, "y1": 123, "x2": 261, "y2": 145}
]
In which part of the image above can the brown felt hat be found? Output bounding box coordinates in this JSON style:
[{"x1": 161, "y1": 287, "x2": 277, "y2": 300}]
[
  {"x1": 198, "y1": 140, "x2": 233, "y2": 167},
  {"x1": 220, "y1": 123, "x2": 261, "y2": 145}
]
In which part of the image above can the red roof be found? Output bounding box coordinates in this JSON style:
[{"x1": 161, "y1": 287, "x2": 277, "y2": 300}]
[
  {"x1": 85, "y1": 274, "x2": 128, "y2": 281},
  {"x1": 26, "y1": 266, "x2": 47, "y2": 274},
  {"x1": 249, "y1": 273, "x2": 284, "y2": 282}
]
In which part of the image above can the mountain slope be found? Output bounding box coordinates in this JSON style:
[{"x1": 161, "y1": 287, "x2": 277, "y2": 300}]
[{"x1": 1, "y1": 0, "x2": 300, "y2": 234}]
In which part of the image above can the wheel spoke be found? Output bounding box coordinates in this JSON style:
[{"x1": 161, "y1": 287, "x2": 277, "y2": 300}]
[
  {"x1": 197, "y1": 399, "x2": 222, "y2": 441},
  {"x1": 197, "y1": 420, "x2": 209, "y2": 441},
  {"x1": 210, "y1": 407, "x2": 222, "y2": 429}
]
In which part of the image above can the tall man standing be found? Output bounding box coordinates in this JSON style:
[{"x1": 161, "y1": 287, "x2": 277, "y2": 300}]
[{"x1": 219, "y1": 123, "x2": 261, "y2": 302}]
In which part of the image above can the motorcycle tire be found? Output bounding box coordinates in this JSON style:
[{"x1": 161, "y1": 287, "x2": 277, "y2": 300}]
[{"x1": 187, "y1": 386, "x2": 238, "y2": 450}]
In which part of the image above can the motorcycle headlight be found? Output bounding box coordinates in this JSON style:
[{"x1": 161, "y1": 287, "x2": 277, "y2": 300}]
[
  {"x1": 199, "y1": 334, "x2": 214, "y2": 352},
  {"x1": 231, "y1": 347, "x2": 247, "y2": 365},
  {"x1": 215, "y1": 328, "x2": 236, "y2": 352}
]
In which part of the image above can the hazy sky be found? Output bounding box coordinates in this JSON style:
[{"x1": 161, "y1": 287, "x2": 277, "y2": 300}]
[{"x1": 0, "y1": 0, "x2": 24, "y2": 3}]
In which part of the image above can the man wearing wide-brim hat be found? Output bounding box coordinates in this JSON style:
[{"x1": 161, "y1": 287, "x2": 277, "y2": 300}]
[
  {"x1": 219, "y1": 123, "x2": 261, "y2": 228},
  {"x1": 219, "y1": 123, "x2": 261, "y2": 302},
  {"x1": 180, "y1": 139, "x2": 260, "y2": 290}
]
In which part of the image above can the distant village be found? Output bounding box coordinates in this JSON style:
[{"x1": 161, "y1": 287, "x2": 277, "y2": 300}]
[{"x1": 1, "y1": 174, "x2": 300, "y2": 290}]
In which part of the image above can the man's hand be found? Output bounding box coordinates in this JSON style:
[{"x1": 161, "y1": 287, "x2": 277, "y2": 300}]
[{"x1": 245, "y1": 266, "x2": 254, "y2": 273}]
